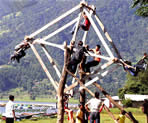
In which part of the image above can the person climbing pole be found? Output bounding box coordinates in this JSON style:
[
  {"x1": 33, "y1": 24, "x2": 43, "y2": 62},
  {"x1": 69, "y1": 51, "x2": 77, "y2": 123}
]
[
  {"x1": 70, "y1": 12, "x2": 91, "y2": 35},
  {"x1": 68, "y1": 41, "x2": 88, "y2": 74},
  {"x1": 85, "y1": 44, "x2": 101, "y2": 74}
]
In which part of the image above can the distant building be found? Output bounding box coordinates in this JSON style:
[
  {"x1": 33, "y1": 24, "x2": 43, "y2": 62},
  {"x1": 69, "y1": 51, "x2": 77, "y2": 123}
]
[
  {"x1": 102, "y1": 96, "x2": 123, "y2": 108},
  {"x1": 124, "y1": 94, "x2": 148, "y2": 107}
]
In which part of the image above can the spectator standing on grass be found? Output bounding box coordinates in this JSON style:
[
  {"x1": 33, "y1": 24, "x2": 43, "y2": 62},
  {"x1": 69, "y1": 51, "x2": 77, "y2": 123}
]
[{"x1": 5, "y1": 95, "x2": 16, "y2": 123}]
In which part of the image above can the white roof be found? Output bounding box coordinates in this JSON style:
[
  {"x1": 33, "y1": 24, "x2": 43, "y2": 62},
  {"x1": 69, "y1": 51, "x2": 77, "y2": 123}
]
[
  {"x1": 124, "y1": 94, "x2": 148, "y2": 101},
  {"x1": 102, "y1": 96, "x2": 121, "y2": 100}
]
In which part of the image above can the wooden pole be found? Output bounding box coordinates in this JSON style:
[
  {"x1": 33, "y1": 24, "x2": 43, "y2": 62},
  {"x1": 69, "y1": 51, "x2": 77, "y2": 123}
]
[
  {"x1": 93, "y1": 82, "x2": 138, "y2": 123},
  {"x1": 104, "y1": 105, "x2": 119, "y2": 123},
  {"x1": 87, "y1": 51, "x2": 111, "y2": 61},
  {"x1": 29, "y1": 43, "x2": 58, "y2": 90},
  {"x1": 35, "y1": 39, "x2": 64, "y2": 50},
  {"x1": 30, "y1": 4, "x2": 81, "y2": 37},
  {"x1": 57, "y1": 42, "x2": 70, "y2": 123},
  {"x1": 64, "y1": 82, "x2": 79, "y2": 93},
  {"x1": 72, "y1": 13, "x2": 82, "y2": 41},
  {"x1": 84, "y1": 9, "x2": 114, "y2": 59},
  {"x1": 94, "y1": 14, "x2": 122, "y2": 59},
  {"x1": 43, "y1": 17, "x2": 78, "y2": 41},
  {"x1": 41, "y1": 45, "x2": 61, "y2": 79}
]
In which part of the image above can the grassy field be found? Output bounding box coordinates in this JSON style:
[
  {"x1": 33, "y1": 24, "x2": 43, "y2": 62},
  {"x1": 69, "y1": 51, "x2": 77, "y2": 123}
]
[
  {"x1": 0, "y1": 108, "x2": 147, "y2": 123},
  {"x1": 0, "y1": 114, "x2": 146, "y2": 123}
]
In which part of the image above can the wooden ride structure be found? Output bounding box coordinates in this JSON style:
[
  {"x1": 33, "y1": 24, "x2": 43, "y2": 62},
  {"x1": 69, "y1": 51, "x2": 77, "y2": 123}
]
[{"x1": 16, "y1": 1, "x2": 139, "y2": 123}]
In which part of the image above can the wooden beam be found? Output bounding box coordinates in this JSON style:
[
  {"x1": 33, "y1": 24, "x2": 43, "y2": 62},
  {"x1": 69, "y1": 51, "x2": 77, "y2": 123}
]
[
  {"x1": 65, "y1": 64, "x2": 119, "y2": 92},
  {"x1": 43, "y1": 17, "x2": 78, "y2": 41},
  {"x1": 35, "y1": 39, "x2": 64, "y2": 50},
  {"x1": 93, "y1": 82, "x2": 138, "y2": 123},
  {"x1": 29, "y1": 4, "x2": 81, "y2": 37},
  {"x1": 84, "y1": 9, "x2": 114, "y2": 59},
  {"x1": 41, "y1": 45, "x2": 61, "y2": 79},
  {"x1": 94, "y1": 14, "x2": 122, "y2": 59},
  {"x1": 64, "y1": 82, "x2": 78, "y2": 93},
  {"x1": 84, "y1": 60, "x2": 114, "y2": 86},
  {"x1": 104, "y1": 105, "x2": 119, "y2": 123},
  {"x1": 29, "y1": 43, "x2": 58, "y2": 90},
  {"x1": 87, "y1": 51, "x2": 111, "y2": 61},
  {"x1": 72, "y1": 13, "x2": 82, "y2": 41}
]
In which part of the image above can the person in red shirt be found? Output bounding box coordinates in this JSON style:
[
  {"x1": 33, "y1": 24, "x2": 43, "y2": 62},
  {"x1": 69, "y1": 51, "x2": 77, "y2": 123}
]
[
  {"x1": 80, "y1": 12, "x2": 91, "y2": 31},
  {"x1": 70, "y1": 12, "x2": 91, "y2": 34}
]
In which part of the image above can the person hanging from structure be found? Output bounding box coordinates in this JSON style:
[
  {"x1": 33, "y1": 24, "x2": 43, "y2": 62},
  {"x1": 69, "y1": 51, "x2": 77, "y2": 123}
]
[
  {"x1": 70, "y1": 12, "x2": 91, "y2": 35},
  {"x1": 117, "y1": 110, "x2": 126, "y2": 123},
  {"x1": 68, "y1": 41, "x2": 89, "y2": 74},
  {"x1": 63, "y1": 94, "x2": 75, "y2": 123},
  {"x1": 10, "y1": 36, "x2": 34, "y2": 63},
  {"x1": 84, "y1": 44, "x2": 101, "y2": 74},
  {"x1": 136, "y1": 52, "x2": 148, "y2": 70},
  {"x1": 120, "y1": 53, "x2": 148, "y2": 76}
]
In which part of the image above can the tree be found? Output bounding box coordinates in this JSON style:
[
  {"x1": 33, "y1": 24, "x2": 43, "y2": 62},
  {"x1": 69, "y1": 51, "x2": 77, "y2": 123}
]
[
  {"x1": 118, "y1": 68, "x2": 148, "y2": 99},
  {"x1": 132, "y1": 0, "x2": 148, "y2": 17}
]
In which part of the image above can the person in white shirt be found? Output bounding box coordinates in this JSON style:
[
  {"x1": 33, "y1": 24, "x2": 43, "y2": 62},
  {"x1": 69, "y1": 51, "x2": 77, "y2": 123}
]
[
  {"x1": 85, "y1": 92, "x2": 102, "y2": 123},
  {"x1": 5, "y1": 95, "x2": 16, "y2": 123}
]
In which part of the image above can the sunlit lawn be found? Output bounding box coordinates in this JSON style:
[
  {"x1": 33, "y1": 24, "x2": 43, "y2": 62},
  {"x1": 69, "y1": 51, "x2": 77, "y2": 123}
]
[{"x1": 0, "y1": 113, "x2": 146, "y2": 123}]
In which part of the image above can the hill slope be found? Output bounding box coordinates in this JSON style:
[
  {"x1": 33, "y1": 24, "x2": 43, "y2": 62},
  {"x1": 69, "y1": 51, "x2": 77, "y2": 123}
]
[{"x1": 0, "y1": 0, "x2": 147, "y2": 97}]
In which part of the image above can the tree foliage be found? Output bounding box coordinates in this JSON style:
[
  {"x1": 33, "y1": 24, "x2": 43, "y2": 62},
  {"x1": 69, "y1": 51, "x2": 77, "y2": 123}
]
[
  {"x1": 132, "y1": 0, "x2": 148, "y2": 17},
  {"x1": 118, "y1": 68, "x2": 148, "y2": 99}
]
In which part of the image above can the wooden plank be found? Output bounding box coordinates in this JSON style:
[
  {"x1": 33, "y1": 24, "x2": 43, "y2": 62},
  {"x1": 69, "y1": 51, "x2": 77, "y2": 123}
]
[
  {"x1": 104, "y1": 105, "x2": 119, "y2": 123},
  {"x1": 84, "y1": 9, "x2": 114, "y2": 59},
  {"x1": 43, "y1": 17, "x2": 78, "y2": 41},
  {"x1": 94, "y1": 14, "x2": 122, "y2": 60},
  {"x1": 29, "y1": 4, "x2": 81, "y2": 37},
  {"x1": 87, "y1": 51, "x2": 111, "y2": 61},
  {"x1": 64, "y1": 82, "x2": 78, "y2": 93},
  {"x1": 29, "y1": 43, "x2": 58, "y2": 90},
  {"x1": 93, "y1": 82, "x2": 138, "y2": 123},
  {"x1": 41, "y1": 45, "x2": 61, "y2": 79},
  {"x1": 72, "y1": 13, "x2": 82, "y2": 41},
  {"x1": 35, "y1": 39, "x2": 64, "y2": 50}
]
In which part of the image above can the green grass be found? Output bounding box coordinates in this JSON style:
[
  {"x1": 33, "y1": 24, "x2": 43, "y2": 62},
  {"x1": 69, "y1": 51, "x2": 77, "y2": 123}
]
[
  {"x1": 0, "y1": 113, "x2": 146, "y2": 123},
  {"x1": 0, "y1": 108, "x2": 147, "y2": 123}
]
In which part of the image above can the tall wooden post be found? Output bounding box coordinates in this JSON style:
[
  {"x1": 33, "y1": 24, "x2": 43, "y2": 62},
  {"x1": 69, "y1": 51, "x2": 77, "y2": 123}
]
[
  {"x1": 57, "y1": 42, "x2": 70, "y2": 123},
  {"x1": 79, "y1": 55, "x2": 87, "y2": 122}
]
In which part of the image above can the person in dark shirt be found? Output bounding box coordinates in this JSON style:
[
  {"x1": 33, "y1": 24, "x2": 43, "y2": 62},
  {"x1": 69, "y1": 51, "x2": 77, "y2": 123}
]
[{"x1": 68, "y1": 41, "x2": 88, "y2": 74}]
